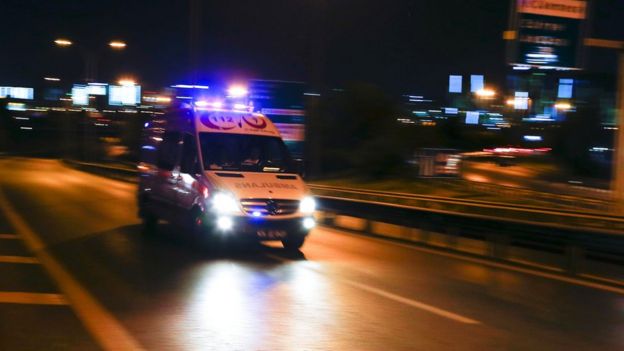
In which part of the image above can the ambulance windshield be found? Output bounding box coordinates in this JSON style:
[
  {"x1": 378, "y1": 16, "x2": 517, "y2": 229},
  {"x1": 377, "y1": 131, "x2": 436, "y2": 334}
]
[{"x1": 200, "y1": 133, "x2": 294, "y2": 173}]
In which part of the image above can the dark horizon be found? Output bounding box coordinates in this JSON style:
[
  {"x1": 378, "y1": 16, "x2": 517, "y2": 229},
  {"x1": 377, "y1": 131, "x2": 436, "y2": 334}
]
[{"x1": 0, "y1": 0, "x2": 623, "y2": 96}]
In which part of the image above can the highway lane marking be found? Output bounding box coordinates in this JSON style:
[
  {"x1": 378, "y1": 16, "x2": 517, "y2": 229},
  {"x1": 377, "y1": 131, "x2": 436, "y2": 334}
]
[
  {"x1": 0, "y1": 234, "x2": 19, "y2": 240},
  {"x1": 265, "y1": 253, "x2": 482, "y2": 325},
  {"x1": 323, "y1": 227, "x2": 624, "y2": 296},
  {"x1": 0, "y1": 255, "x2": 39, "y2": 264},
  {"x1": 0, "y1": 187, "x2": 145, "y2": 351},
  {"x1": 339, "y1": 279, "x2": 481, "y2": 325},
  {"x1": 0, "y1": 291, "x2": 68, "y2": 305}
]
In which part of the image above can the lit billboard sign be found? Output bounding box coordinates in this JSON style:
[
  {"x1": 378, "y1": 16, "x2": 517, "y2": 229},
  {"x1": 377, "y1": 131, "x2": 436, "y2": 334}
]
[
  {"x1": 444, "y1": 107, "x2": 459, "y2": 115},
  {"x1": 518, "y1": 0, "x2": 586, "y2": 19},
  {"x1": 108, "y1": 85, "x2": 141, "y2": 106},
  {"x1": 0, "y1": 86, "x2": 34, "y2": 100},
  {"x1": 509, "y1": 0, "x2": 588, "y2": 70},
  {"x1": 470, "y1": 75, "x2": 484, "y2": 93},
  {"x1": 465, "y1": 111, "x2": 480, "y2": 125},
  {"x1": 87, "y1": 83, "x2": 107, "y2": 96},
  {"x1": 448, "y1": 75, "x2": 462, "y2": 93},
  {"x1": 72, "y1": 85, "x2": 89, "y2": 106},
  {"x1": 557, "y1": 78, "x2": 574, "y2": 98}
]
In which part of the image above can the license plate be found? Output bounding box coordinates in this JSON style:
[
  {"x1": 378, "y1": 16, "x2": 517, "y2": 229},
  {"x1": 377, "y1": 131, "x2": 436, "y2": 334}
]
[{"x1": 257, "y1": 229, "x2": 287, "y2": 239}]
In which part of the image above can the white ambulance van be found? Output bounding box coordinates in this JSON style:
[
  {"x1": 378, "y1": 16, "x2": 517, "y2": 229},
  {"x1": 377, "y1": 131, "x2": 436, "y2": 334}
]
[{"x1": 137, "y1": 101, "x2": 315, "y2": 250}]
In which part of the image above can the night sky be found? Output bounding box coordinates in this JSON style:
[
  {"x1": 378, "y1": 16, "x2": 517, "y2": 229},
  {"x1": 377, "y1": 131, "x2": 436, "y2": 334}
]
[{"x1": 1, "y1": 0, "x2": 623, "y2": 96}]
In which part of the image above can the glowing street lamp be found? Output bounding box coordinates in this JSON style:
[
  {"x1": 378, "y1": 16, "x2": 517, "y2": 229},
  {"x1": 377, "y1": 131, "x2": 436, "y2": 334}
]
[
  {"x1": 118, "y1": 79, "x2": 136, "y2": 86},
  {"x1": 54, "y1": 39, "x2": 73, "y2": 47},
  {"x1": 109, "y1": 40, "x2": 127, "y2": 49}
]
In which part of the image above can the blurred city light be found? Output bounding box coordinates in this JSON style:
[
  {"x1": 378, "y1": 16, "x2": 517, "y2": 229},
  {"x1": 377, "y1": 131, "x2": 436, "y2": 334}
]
[
  {"x1": 109, "y1": 84, "x2": 141, "y2": 106},
  {"x1": 118, "y1": 79, "x2": 136, "y2": 86},
  {"x1": 54, "y1": 39, "x2": 73, "y2": 47},
  {"x1": 7, "y1": 102, "x2": 27, "y2": 111},
  {"x1": 475, "y1": 89, "x2": 496, "y2": 98},
  {"x1": 108, "y1": 40, "x2": 127, "y2": 49},
  {"x1": 44, "y1": 77, "x2": 61, "y2": 82},
  {"x1": 512, "y1": 65, "x2": 531, "y2": 71},
  {"x1": 227, "y1": 85, "x2": 248, "y2": 98},
  {"x1": 143, "y1": 94, "x2": 173, "y2": 105},
  {"x1": 523, "y1": 135, "x2": 543, "y2": 142},
  {"x1": 194, "y1": 100, "x2": 224, "y2": 109},
  {"x1": 172, "y1": 84, "x2": 210, "y2": 89},
  {"x1": 554, "y1": 102, "x2": 573, "y2": 110},
  {"x1": 513, "y1": 92, "x2": 530, "y2": 110}
]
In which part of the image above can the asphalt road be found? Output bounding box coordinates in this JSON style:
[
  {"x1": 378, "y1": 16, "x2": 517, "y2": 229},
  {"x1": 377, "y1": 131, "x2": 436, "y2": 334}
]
[{"x1": 0, "y1": 157, "x2": 623, "y2": 350}]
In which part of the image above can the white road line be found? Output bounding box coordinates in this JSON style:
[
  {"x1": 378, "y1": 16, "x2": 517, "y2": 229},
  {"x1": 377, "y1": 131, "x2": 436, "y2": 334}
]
[
  {"x1": 322, "y1": 226, "x2": 624, "y2": 296},
  {"x1": 0, "y1": 291, "x2": 67, "y2": 305},
  {"x1": 0, "y1": 255, "x2": 39, "y2": 264},
  {"x1": 0, "y1": 187, "x2": 145, "y2": 351},
  {"x1": 340, "y1": 279, "x2": 481, "y2": 324},
  {"x1": 265, "y1": 254, "x2": 481, "y2": 325},
  {"x1": 0, "y1": 234, "x2": 19, "y2": 240}
]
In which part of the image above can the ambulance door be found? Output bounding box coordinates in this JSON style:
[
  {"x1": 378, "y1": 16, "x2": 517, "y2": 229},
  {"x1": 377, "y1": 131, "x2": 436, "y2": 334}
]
[{"x1": 154, "y1": 131, "x2": 183, "y2": 217}]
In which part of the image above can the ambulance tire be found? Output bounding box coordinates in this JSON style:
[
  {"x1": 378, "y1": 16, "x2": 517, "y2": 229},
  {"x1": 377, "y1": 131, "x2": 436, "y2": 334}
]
[
  {"x1": 141, "y1": 212, "x2": 158, "y2": 236},
  {"x1": 187, "y1": 207, "x2": 222, "y2": 251},
  {"x1": 282, "y1": 232, "x2": 306, "y2": 251},
  {"x1": 188, "y1": 207, "x2": 208, "y2": 244},
  {"x1": 138, "y1": 195, "x2": 158, "y2": 236}
]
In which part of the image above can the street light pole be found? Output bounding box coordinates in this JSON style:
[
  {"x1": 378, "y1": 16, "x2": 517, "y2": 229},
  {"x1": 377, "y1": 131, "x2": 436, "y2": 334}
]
[
  {"x1": 53, "y1": 38, "x2": 128, "y2": 162},
  {"x1": 189, "y1": 0, "x2": 202, "y2": 84},
  {"x1": 613, "y1": 52, "x2": 624, "y2": 212},
  {"x1": 304, "y1": 0, "x2": 327, "y2": 178},
  {"x1": 54, "y1": 39, "x2": 127, "y2": 82}
]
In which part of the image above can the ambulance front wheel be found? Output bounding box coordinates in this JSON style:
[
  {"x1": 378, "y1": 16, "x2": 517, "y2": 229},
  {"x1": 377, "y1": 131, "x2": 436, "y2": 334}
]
[{"x1": 282, "y1": 232, "x2": 307, "y2": 251}]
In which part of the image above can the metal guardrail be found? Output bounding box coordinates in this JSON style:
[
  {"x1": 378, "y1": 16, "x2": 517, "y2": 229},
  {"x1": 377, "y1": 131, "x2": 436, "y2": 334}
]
[
  {"x1": 315, "y1": 195, "x2": 624, "y2": 286},
  {"x1": 308, "y1": 185, "x2": 624, "y2": 235},
  {"x1": 62, "y1": 159, "x2": 139, "y2": 181},
  {"x1": 459, "y1": 179, "x2": 614, "y2": 213}
]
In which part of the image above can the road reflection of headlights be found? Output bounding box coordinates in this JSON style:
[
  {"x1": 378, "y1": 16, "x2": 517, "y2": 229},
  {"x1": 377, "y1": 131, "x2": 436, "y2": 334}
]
[
  {"x1": 211, "y1": 192, "x2": 241, "y2": 214},
  {"x1": 299, "y1": 196, "x2": 316, "y2": 214}
]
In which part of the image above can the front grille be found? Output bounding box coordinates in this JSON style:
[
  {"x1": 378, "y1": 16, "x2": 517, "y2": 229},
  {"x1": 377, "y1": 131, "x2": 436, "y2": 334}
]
[{"x1": 240, "y1": 198, "x2": 300, "y2": 216}]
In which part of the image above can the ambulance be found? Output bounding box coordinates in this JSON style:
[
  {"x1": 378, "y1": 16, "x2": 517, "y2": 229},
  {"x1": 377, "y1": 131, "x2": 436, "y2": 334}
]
[{"x1": 137, "y1": 98, "x2": 315, "y2": 250}]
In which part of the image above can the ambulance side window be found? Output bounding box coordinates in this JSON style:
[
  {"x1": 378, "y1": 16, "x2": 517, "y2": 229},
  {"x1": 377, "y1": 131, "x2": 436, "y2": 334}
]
[
  {"x1": 157, "y1": 132, "x2": 181, "y2": 171},
  {"x1": 180, "y1": 133, "x2": 200, "y2": 174}
]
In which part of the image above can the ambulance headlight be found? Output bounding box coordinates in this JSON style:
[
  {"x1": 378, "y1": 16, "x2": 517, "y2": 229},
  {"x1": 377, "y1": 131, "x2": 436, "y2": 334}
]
[
  {"x1": 217, "y1": 216, "x2": 234, "y2": 231},
  {"x1": 303, "y1": 217, "x2": 316, "y2": 230},
  {"x1": 211, "y1": 192, "x2": 241, "y2": 214},
  {"x1": 299, "y1": 196, "x2": 316, "y2": 214}
]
